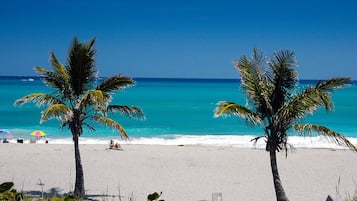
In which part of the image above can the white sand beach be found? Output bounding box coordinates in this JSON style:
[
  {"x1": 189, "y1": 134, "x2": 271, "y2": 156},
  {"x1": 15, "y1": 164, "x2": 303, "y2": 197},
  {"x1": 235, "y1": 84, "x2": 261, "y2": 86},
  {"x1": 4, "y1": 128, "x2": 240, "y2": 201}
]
[{"x1": 0, "y1": 144, "x2": 357, "y2": 201}]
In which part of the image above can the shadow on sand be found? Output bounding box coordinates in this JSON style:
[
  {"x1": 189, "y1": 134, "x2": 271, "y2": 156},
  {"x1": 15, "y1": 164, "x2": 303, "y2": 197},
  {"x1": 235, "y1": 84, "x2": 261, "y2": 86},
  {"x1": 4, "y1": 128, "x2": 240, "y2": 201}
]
[{"x1": 24, "y1": 187, "x2": 122, "y2": 201}]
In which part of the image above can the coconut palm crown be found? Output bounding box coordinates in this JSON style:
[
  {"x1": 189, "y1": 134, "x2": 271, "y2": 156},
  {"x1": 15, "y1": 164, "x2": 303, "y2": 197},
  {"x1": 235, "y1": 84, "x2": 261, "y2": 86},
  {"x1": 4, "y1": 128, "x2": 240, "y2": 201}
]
[
  {"x1": 214, "y1": 48, "x2": 356, "y2": 201},
  {"x1": 15, "y1": 37, "x2": 144, "y2": 197}
]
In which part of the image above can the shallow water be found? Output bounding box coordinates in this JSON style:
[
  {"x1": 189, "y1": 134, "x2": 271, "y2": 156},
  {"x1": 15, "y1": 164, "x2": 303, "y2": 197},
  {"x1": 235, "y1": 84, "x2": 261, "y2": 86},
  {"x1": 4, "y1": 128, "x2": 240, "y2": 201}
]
[{"x1": 1, "y1": 76, "x2": 356, "y2": 147}]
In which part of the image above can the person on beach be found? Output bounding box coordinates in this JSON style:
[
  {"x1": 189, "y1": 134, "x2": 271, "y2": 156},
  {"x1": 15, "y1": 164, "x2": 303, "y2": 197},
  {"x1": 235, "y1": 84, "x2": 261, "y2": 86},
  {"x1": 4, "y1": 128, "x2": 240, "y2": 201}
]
[
  {"x1": 109, "y1": 139, "x2": 123, "y2": 150},
  {"x1": 2, "y1": 138, "x2": 9, "y2": 143},
  {"x1": 109, "y1": 139, "x2": 114, "y2": 148}
]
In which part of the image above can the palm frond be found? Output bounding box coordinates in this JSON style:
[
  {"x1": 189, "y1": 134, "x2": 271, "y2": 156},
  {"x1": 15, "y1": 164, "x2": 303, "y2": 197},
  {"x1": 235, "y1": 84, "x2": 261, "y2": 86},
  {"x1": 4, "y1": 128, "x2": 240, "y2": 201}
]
[
  {"x1": 251, "y1": 47, "x2": 265, "y2": 78},
  {"x1": 35, "y1": 60, "x2": 72, "y2": 100},
  {"x1": 108, "y1": 105, "x2": 145, "y2": 120},
  {"x1": 314, "y1": 78, "x2": 351, "y2": 111},
  {"x1": 316, "y1": 78, "x2": 351, "y2": 92},
  {"x1": 315, "y1": 89, "x2": 333, "y2": 111},
  {"x1": 268, "y1": 50, "x2": 298, "y2": 111},
  {"x1": 277, "y1": 86, "x2": 328, "y2": 124},
  {"x1": 86, "y1": 37, "x2": 96, "y2": 51},
  {"x1": 14, "y1": 93, "x2": 61, "y2": 107},
  {"x1": 67, "y1": 37, "x2": 97, "y2": 96},
  {"x1": 50, "y1": 52, "x2": 69, "y2": 80},
  {"x1": 87, "y1": 90, "x2": 106, "y2": 106},
  {"x1": 234, "y1": 48, "x2": 273, "y2": 117},
  {"x1": 269, "y1": 50, "x2": 297, "y2": 89},
  {"x1": 250, "y1": 135, "x2": 266, "y2": 145},
  {"x1": 295, "y1": 124, "x2": 357, "y2": 151},
  {"x1": 278, "y1": 76, "x2": 350, "y2": 122},
  {"x1": 34, "y1": 66, "x2": 49, "y2": 74},
  {"x1": 35, "y1": 66, "x2": 65, "y2": 92},
  {"x1": 50, "y1": 52, "x2": 72, "y2": 96},
  {"x1": 92, "y1": 116, "x2": 129, "y2": 139},
  {"x1": 78, "y1": 90, "x2": 111, "y2": 113},
  {"x1": 97, "y1": 75, "x2": 135, "y2": 93},
  {"x1": 83, "y1": 122, "x2": 96, "y2": 131},
  {"x1": 235, "y1": 54, "x2": 264, "y2": 102},
  {"x1": 34, "y1": 66, "x2": 54, "y2": 88},
  {"x1": 41, "y1": 104, "x2": 73, "y2": 124},
  {"x1": 214, "y1": 101, "x2": 262, "y2": 125}
]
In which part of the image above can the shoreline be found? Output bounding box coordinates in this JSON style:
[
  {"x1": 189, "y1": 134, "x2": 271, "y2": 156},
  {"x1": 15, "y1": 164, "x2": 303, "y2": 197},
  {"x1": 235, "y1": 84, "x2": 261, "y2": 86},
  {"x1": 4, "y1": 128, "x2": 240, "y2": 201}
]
[
  {"x1": 4, "y1": 135, "x2": 357, "y2": 150},
  {"x1": 1, "y1": 144, "x2": 357, "y2": 201}
]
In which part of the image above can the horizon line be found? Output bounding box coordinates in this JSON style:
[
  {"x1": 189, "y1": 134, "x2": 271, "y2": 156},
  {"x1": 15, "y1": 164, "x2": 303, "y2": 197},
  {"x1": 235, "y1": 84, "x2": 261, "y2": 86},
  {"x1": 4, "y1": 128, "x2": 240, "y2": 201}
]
[{"x1": 0, "y1": 75, "x2": 356, "y2": 82}]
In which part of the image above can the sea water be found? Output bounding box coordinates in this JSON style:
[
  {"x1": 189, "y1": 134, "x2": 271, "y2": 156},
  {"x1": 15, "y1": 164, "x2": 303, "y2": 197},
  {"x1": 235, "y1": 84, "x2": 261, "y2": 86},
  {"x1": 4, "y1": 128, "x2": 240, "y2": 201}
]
[{"x1": 0, "y1": 76, "x2": 356, "y2": 148}]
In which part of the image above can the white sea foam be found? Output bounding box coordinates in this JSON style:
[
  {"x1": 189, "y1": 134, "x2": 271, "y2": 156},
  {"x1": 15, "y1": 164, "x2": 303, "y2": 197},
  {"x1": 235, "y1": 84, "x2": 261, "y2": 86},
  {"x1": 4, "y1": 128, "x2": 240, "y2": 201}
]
[
  {"x1": 14, "y1": 135, "x2": 356, "y2": 150},
  {"x1": 120, "y1": 135, "x2": 357, "y2": 150},
  {"x1": 3, "y1": 78, "x2": 356, "y2": 149}
]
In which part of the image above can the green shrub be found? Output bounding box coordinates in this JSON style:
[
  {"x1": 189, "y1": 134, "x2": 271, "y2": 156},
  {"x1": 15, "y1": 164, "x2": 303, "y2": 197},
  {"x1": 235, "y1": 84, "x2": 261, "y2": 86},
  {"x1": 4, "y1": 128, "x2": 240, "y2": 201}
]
[
  {"x1": 46, "y1": 195, "x2": 77, "y2": 201},
  {"x1": 0, "y1": 182, "x2": 14, "y2": 193},
  {"x1": 147, "y1": 192, "x2": 164, "y2": 201},
  {"x1": 0, "y1": 182, "x2": 24, "y2": 201}
]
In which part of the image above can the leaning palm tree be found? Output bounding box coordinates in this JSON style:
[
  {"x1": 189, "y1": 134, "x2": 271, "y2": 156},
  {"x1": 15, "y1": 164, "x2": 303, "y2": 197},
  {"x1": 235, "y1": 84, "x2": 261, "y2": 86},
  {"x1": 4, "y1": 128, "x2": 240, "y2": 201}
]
[
  {"x1": 214, "y1": 48, "x2": 357, "y2": 201},
  {"x1": 15, "y1": 37, "x2": 144, "y2": 197}
]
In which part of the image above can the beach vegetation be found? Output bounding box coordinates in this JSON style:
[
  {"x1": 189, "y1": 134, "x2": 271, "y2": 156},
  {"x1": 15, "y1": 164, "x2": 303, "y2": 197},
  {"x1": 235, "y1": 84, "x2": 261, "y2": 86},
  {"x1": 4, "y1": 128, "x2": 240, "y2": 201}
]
[
  {"x1": 344, "y1": 196, "x2": 357, "y2": 201},
  {"x1": 214, "y1": 48, "x2": 357, "y2": 201},
  {"x1": 0, "y1": 182, "x2": 24, "y2": 201},
  {"x1": 14, "y1": 37, "x2": 144, "y2": 198},
  {"x1": 341, "y1": 194, "x2": 357, "y2": 201},
  {"x1": 147, "y1": 191, "x2": 164, "y2": 201},
  {"x1": 334, "y1": 178, "x2": 357, "y2": 201}
]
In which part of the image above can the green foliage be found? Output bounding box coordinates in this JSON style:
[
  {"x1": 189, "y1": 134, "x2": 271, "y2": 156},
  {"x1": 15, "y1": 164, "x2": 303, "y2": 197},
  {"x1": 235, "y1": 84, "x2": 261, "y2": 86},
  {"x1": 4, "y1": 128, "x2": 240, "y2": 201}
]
[
  {"x1": 344, "y1": 197, "x2": 357, "y2": 201},
  {"x1": 147, "y1": 192, "x2": 164, "y2": 201},
  {"x1": 0, "y1": 182, "x2": 14, "y2": 193},
  {"x1": 14, "y1": 37, "x2": 145, "y2": 140},
  {"x1": 215, "y1": 48, "x2": 354, "y2": 153},
  {"x1": 14, "y1": 37, "x2": 145, "y2": 197},
  {"x1": 0, "y1": 182, "x2": 24, "y2": 201},
  {"x1": 214, "y1": 47, "x2": 355, "y2": 201},
  {"x1": 47, "y1": 194, "x2": 76, "y2": 201}
]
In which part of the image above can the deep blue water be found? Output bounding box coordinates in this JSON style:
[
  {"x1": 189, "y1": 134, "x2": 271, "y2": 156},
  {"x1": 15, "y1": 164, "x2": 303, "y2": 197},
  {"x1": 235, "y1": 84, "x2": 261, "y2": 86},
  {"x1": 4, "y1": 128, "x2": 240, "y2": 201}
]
[{"x1": 0, "y1": 76, "x2": 356, "y2": 146}]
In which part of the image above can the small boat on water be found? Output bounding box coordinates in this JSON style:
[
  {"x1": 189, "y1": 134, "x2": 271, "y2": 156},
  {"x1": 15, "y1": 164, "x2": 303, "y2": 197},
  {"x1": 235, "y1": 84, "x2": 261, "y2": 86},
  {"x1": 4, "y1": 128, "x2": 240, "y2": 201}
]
[{"x1": 20, "y1": 78, "x2": 34, "y2": 82}]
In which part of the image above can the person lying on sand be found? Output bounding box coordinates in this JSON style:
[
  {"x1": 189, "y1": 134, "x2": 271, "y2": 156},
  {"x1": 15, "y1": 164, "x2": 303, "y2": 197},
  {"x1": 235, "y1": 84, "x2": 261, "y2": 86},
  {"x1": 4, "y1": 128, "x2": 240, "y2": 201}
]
[{"x1": 109, "y1": 139, "x2": 123, "y2": 150}]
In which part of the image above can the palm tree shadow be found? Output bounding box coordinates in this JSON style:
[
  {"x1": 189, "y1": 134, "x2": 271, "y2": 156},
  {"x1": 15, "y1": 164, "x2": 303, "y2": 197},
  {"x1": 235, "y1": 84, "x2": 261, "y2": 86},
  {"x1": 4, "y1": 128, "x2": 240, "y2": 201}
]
[
  {"x1": 24, "y1": 188, "x2": 120, "y2": 201},
  {"x1": 86, "y1": 194, "x2": 122, "y2": 201},
  {"x1": 24, "y1": 187, "x2": 67, "y2": 197}
]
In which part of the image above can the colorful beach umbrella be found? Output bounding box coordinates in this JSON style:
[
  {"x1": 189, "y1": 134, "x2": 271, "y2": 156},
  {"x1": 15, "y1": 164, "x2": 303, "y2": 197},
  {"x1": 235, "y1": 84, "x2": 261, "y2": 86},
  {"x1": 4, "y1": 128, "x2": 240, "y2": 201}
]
[
  {"x1": 31, "y1": 130, "x2": 46, "y2": 137},
  {"x1": 0, "y1": 129, "x2": 12, "y2": 137}
]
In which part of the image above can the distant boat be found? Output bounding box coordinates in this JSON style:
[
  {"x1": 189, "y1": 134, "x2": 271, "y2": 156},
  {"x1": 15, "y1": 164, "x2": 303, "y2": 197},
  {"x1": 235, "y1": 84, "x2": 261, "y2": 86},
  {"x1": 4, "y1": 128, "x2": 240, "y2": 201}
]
[{"x1": 21, "y1": 78, "x2": 34, "y2": 82}]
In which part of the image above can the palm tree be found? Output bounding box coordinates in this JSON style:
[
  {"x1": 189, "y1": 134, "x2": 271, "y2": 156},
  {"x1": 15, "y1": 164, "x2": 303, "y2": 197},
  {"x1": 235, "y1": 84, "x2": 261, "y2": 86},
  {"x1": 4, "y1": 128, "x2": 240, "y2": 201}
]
[
  {"x1": 214, "y1": 48, "x2": 357, "y2": 201},
  {"x1": 15, "y1": 37, "x2": 144, "y2": 197}
]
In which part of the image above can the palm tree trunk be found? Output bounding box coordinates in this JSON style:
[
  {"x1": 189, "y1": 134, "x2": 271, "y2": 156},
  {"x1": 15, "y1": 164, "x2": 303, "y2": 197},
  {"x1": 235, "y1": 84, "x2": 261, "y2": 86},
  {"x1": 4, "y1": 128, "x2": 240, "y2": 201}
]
[
  {"x1": 73, "y1": 133, "x2": 85, "y2": 197},
  {"x1": 270, "y1": 150, "x2": 289, "y2": 201}
]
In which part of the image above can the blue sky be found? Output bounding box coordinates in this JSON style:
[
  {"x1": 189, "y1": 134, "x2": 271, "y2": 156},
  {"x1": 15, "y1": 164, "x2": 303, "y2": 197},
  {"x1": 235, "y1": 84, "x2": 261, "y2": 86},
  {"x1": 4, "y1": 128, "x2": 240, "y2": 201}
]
[{"x1": 1, "y1": 0, "x2": 357, "y2": 79}]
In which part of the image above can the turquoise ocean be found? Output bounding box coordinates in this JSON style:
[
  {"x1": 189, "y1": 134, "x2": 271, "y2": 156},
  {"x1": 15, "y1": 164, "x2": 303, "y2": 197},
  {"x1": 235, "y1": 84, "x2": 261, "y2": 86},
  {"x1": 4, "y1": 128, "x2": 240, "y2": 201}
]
[{"x1": 1, "y1": 76, "x2": 356, "y2": 148}]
